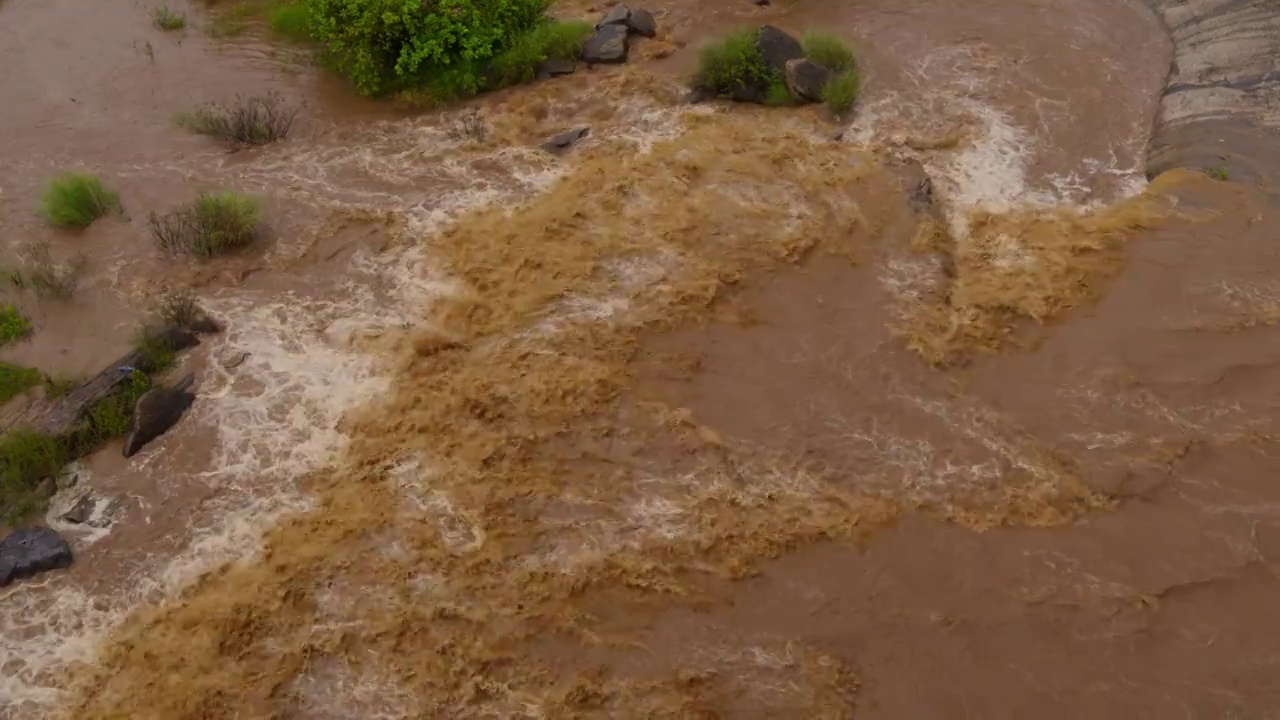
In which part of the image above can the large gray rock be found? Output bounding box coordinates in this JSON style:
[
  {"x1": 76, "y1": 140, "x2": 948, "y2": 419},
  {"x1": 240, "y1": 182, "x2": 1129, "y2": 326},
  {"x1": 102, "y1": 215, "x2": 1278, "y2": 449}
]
[
  {"x1": 535, "y1": 59, "x2": 576, "y2": 79},
  {"x1": 596, "y1": 5, "x2": 630, "y2": 29},
  {"x1": 122, "y1": 374, "x2": 196, "y2": 458},
  {"x1": 756, "y1": 25, "x2": 803, "y2": 75},
  {"x1": 542, "y1": 127, "x2": 590, "y2": 154},
  {"x1": 1142, "y1": 0, "x2": 1280, "y2": 181},
  {"x1": 582, "y1": 24, "x2": 629, "y2": 64},
  {"x1": 627, "y1": 8, "x2": 657, "y2": 38},
  {"x1": 784, "y1": 58, "x2": 832, "y2": 103},
  {"x1": 0, "y1": 527, "x2": 72, "y2": 587}
]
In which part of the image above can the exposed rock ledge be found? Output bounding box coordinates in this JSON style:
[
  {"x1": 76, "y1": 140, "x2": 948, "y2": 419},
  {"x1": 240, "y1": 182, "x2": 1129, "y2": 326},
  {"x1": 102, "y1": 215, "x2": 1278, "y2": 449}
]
[{"x1": 1143, "y1": 0, "x2": 1280, "y2": 181}]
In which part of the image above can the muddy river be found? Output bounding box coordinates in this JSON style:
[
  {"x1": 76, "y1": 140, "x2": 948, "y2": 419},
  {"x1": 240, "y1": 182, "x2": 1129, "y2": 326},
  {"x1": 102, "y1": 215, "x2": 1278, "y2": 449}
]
[{"x1": 1, "y1": 0, "x2": 1278, "y2": 716}]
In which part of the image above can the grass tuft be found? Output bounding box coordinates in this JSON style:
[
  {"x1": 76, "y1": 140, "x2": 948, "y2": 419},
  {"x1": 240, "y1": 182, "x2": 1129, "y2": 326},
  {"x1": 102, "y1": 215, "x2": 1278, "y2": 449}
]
[
  {"x1": 268, "y1": 1, "x2": 311, "y2": 41},
  {"x1": 0, "y1": 429, "x2": 65, "y2": 524},
  {"x1": 39, "y1": 173, "x2": 122, "y2": 228},
  {"x1": 20, "y1": 241, "x2": 87, "y2": 300},
  {"x1": 0, "y1": 306, "x2": 31, "y2": 347},
  {"x1": 822, "y1": 70, "x2": 860, "y2": 116},
  {"x1": 152, "y1": 5, "x2": 186, "y2": 30},
  {"x1": 763, "y1": 78, "x2": 795, "y2": 107},
  {"x1": 484, "y1": 19, "x2": 593, "y2": 89},
  {"x1": 176, "y1": 93, "x2": 299, "y2": 146},
  {"x1": 149, "y1": 191, "x2": 262, "y2": 260},
  {"x1": 693, "y1": 28, "x2": 774, "y2": 97},
  {"x1": 0, "y1": 363, "x2": 43, "y2": 404},
  {"x1": 802, "y1": 31, "x2": 855, "y2": 73},
  {"x1": 1205, "y1": 165, "x2": 1230, "y2": 181}
]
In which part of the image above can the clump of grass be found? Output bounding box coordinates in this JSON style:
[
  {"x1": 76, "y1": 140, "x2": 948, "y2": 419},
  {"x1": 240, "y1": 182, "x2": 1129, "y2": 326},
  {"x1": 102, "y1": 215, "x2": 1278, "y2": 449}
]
[
  {"x1": 802, "y1": 31, "x2": 855, "y2": 73},
  {"x1": 763, "y1": 78, "x2": 795, "y2": 107},
  {"x1": 152, "y1": 5, "x2": 186, "y2": 30},
  {"x1": 130, "y1": 327, "x2": 180, "y2": 373},
  {"x1": 486, "y1": 19, "x2": 592, "y2": 88},
  {"x1": 42, "y1": 375, "x2": 82, "y2": 399},
  {"x1": 822, "y1": 70, "x2": 860, "y2": 116},
  {"x1": 693, "y1": 28, "x2": 774, "y2": 97},
  {"x1": 268, "y1": 1, "x2": 311, "y2": 40},
  {"x1": 1205, "y1": 165, "x2": 1230, "y2": 181},
  {"x1": 0, "y1": 428, "x2": 66, "y2": 524},
  {"x1": 153, "y1": 287, "x2": 205, "y2": 328},
  {"x1": 0, "y1": 363, "x2": 43, "y2": 404},
  {"x1": 149, "y1": 191, "x2": 262, "y2": 259},
  {"x1": 176, "y1": 93, "x2": 299, "y2": 146},
  {"x1": 19, "y1": 241, "x2": 87, "y2": 300},
  {"x1": 0, "y1": 306, "x2": 31, "y2": 347},
  {"x1": 39, "y1": 172, "x2": 122, "y2": 228}
]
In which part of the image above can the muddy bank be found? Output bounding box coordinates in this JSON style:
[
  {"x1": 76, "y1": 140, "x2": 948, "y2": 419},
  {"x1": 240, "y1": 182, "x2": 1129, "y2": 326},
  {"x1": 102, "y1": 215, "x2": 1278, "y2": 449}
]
[{"x1": 1144, "y1": 0, "x2": 1280, "y2": 181}]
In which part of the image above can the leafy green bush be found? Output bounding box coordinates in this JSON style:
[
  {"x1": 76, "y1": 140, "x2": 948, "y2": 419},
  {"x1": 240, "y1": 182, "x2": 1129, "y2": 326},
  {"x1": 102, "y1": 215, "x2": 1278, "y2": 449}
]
[
  {"x1": 307, "y1": 0, "x2": 551, "y2": 97},
  {"x1": 802, "y1": 31, "x2": 855, "y2": 72},
  {"x1": 693, "y1": 28, "x2": 774, "y2": 96},
  {"x1": 0, "y1": 306, "x2": 30, "y2": 347},
  {"x1": 269, "y1": 1, "x2": 312, "y2": 41},
  {"x1": 822, "y1": 70, "x2": 860, "y2": 116},
  {"x1": 39, "y1": 173, "x2": 122, "y2": 228},
  {"x1": 150, "y1": 191, "x2": 262, "y2": 259}
]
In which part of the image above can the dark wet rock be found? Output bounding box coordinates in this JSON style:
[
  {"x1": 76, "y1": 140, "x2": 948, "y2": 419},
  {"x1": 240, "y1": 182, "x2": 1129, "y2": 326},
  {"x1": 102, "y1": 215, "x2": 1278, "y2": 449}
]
[
  {"x1": 123, "y1": 374, "x2": 196, "y2": 458},
  {"x1": 186, "y1": 315, "x2": 224, "y2": 334},
  {"x1": 582, "y1": 23, "x2": 629, "y2": 64},
  {"x1": 755, "y1": 0, "x2": 770, "y2": 5},
  {"x1": 684, "y1": 86, "x2": 716, "y2": 104},
  {"x1": 784, "y1": 58, "x2": 832, "y2": 103},
  {"x1": 34, "y1": 477, "x2": 56, "y2": 501},
  {"x1": 756, "y1": 25, "x2": 803, "y2": 75},
  {"x1": 596, "y1": 4, "x2": 630, "y2": 29},
  {"x1": 535, "y1": 59, "x2": 577, "y2": 79},
  {"x1": 626, "y1": 8, "x2": 657, "y2": 37},
  {"x1": 61, "y1": 494, "x2": 95, "y2": 524},
  {"x1": 147, "y1": 326, "x2": 201, "y2": 354},
  {"x1": 730, "y1": 82, "x2": 768, "y2": 104},
  {"x1": 541, "y1": 127, "x2": 590, "y2": 154},
  {"x1": 0, "y1": 527, "x2": 72, "y2": 587}
]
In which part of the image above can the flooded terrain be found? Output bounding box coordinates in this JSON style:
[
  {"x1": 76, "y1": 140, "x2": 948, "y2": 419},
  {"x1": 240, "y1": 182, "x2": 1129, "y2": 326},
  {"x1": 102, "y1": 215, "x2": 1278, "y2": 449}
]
[{"x1": 1, "y1": 0, "x2": 1278, "y2": 717}]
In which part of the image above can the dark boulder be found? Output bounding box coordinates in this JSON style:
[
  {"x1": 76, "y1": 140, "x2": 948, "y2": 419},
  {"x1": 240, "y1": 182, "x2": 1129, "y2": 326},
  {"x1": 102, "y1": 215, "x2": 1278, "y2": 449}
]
[
  {"x1": 627, "y1": 8, "x2": 657, "y2": 37},
  {"x1": 756, "y1": 25, "x2": 803, "y2": 75},
  {"x1": 541, "y1": 127, "x2": 591, "y2": 154},
  {"x1": 61, "y1": 494, "x2": 95, "y2": 524},
  {"x1": 123, "y1": 374, "x2": 196, "y2": 458},
  {"x1": 582, "y1": 23, "x2": 629, "y2": 64},
  {"x1": 0, "y1": 527, "x2": 72, "y2": 587},
  {"x1": 596, "y1": 5, "x2": 630, "y2": 29},
  {"x1": 784, "y1": 58, "x2": 832, "y2": 103},
  {"x1": 535, "y1": 59, "x2": 577, "y2": 79}
]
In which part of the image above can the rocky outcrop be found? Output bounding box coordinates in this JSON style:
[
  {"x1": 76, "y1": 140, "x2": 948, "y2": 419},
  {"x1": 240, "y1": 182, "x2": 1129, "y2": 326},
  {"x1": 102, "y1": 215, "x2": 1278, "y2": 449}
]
[
  {"x1": 1142, "y1": 0, "x2": 1280, "y2": 181},
  {"x1": 596, "y1": 5, "x2": 657, "y2": 37},
  {"x1": 122, "y1": 374, "x2": 196, "y2": 458},
  {"x1": 541, "y1": 127, "x2": 590, "y2": 154},
  {"x1": 582, "y1": 23, "x2": 629, "y2": 64},
  {"x1": 784, "y1": 58, "x2": 832, "y2": 102},
  {"x1": 0, "y1": 526, "x2": 72, "y2": 587}
]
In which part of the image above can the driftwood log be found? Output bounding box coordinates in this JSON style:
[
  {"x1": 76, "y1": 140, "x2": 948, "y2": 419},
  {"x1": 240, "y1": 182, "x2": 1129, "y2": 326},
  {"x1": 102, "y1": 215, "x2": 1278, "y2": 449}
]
[{"x1": 1, "y1": 328, "x2": 198, "y2": 438}]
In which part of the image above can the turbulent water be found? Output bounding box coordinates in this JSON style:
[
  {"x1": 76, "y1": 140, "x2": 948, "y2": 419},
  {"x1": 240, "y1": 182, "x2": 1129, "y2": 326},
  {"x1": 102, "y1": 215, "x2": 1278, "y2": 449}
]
[{"x1": 2, "y1": 0, "x2": 1279, "y2": 717}]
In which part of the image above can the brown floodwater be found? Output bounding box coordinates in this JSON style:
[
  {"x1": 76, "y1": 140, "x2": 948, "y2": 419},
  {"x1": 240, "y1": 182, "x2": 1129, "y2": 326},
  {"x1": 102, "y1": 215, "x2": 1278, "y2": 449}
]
[{"x1": 1, "y1": 0, "x2": 1277, "y2": 716}]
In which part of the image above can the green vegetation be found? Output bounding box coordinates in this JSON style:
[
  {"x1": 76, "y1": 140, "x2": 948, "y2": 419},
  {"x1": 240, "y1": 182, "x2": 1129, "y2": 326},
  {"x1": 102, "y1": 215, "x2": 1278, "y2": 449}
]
[
  {"x1": 150, "y1": 191, "x2": 262, "y2": 260},
  {"x1": 19, "y1": 241, "x2": 87, "y2": 300},
  {"x1": 177, "y1": 93, "x2": 298, "y2": 145},
  {"x1": 38, "y1": 172, "x2": 122, "y2": 228},
  {"x1": 268, "y1": 1, "x2": 312, "y2": 40},
  {"x1": 152, "y1": 5, "x2": 187, "y2": 30},
  {"x1": 1205, "y1": 165, "x2": 1230, "y2": 181},
  {"x1": 764, "y1": 78, "x2": 794, "y2": 107},
  {"x1": 0, "y1": 306, "x2": 31, "y2": 347},
  {"x1": 802, "y1": 31, "x2": 855, "y2": 73},
  {"x1": 42, "y1": 375, "x2": 81, "y2": 399},
  {"x1": 0, "y1": 363, "x2": 43, "y2": 404},
  {"x1": 822, "y1": 70, "x2": 860, "y2": 116},
  {"x1": 130, "y1": 327, "x2": 183, "y2": 372},
  {"x1": 306, "y1": 0, "x2": 583, "y2": 99},
  {"x1": 693, "y1": 28, "x2": 774, "y2": 97},
  {"x1": 154, "y1": 287, "x2": 204, "y2": 328}
]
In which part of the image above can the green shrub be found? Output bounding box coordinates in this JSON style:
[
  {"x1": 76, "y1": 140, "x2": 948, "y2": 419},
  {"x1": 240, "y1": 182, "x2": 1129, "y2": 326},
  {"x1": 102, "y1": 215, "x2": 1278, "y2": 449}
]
[
  {"x1": 488, "y1": 19, "x2": 591, "y2": 87},
  {"x1": 0, "y1": 363, "x2": 43, "y2": 404},
  {"x1": 693, "y1": 28, "x2": 774, "y2": 96},
  {"x1": 39, "y1": 173, "x2": 122, "y2": 228},
  {"x1": 152, "y1": 5, "x2": 186, "y2": 30},
  {"x1": 802, "y1": 31, "x2": 855, "y2": 72},
  {"x1": 306, "y1": 0, "x2": 551, "y2": 96},
  {"x1": 177, "y1": 93, "x2": 298, "y2": 146},
  {"x1": 150, "y1": 191, "x2": 262, "y2": 259},
  {"x1": 269, "y1": 1, "x2": 312, "y2": 41},
  {"x1": 0, "y1": 428, "x2": 65, "y2": 523},
  {"x1": 822, "y1": 70, "x2": 860, "y2": 116},
  {"x1": 0, "y1": 306, "x2": 30, "y2": 347},
  {"x1": 764, "y1": 78, "x2": 795, "y2": 106}
]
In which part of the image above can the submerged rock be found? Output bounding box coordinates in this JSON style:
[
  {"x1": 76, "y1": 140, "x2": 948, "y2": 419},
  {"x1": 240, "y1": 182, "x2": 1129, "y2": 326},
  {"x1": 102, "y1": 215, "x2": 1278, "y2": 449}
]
[
  {"x1": 61, "y1": 494, "x2": 95, "y2": 524},
  {"x1": 541, "y1": 127, "x2": 590, "y2": 154},
  {"x1": 123, "y1": 374, "x2": 196, "y2": 458},
  {"x1": 784, "y1": 58, "x2": 832, "y2": 102},
  {"x1": 0, "y1": 527, "x2": 72, "y2": 587},
  {"x1": 582, "y1": 23, "x2": 629, "y2": 64},
  {"x1": 535, "y1": 59, "x2": 576, "y2": 79},
  {"x1": 756, "y1": 25, "x2": 803, "y2": 75}
]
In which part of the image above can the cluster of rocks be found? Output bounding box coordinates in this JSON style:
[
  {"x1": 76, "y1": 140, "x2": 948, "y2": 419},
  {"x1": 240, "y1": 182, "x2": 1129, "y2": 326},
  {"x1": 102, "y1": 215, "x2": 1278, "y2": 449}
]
[
  {"x1": 688, "y1": 25, "x2": 841, "y2": 106},
  {"x1": 581, "y1": 4, "x2": 658, "y2": 65}
]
